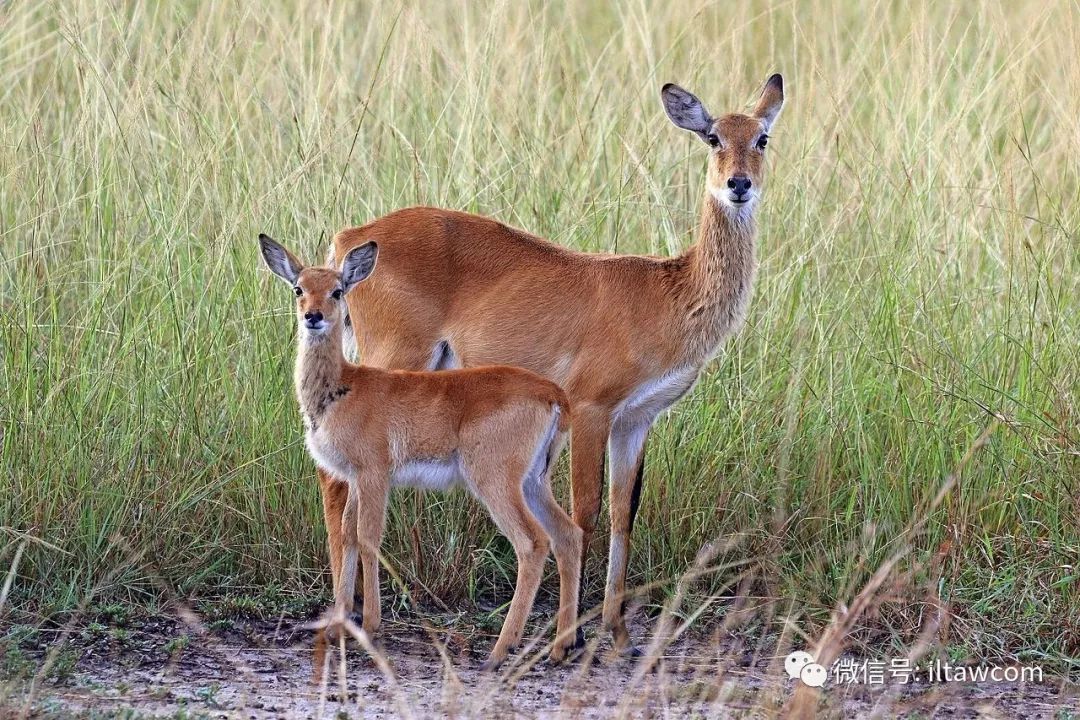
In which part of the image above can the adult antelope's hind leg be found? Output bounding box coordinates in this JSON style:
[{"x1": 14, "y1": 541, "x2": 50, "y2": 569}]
[
  {"x1": 568, "y1": 405, "x2": 611, "y2": 645},
  {"x1": 603, "y1": 421, "x2": 651, "y2": 654}
]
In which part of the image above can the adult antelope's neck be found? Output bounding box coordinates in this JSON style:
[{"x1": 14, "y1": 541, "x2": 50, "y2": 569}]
[
  {"x1": 678, "y1": 193, "x2": 759, "y2": 360},
  {"x1": 294, "y1": 327, "x2": 347, "y2": 423}
]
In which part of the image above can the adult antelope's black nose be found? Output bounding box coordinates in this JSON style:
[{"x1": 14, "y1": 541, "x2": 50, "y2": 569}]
[
  {"x1": 727, "y1": 175, "x2": 752, "y2": 199},
  {"x1": 304, "y1": 310, "x2": 323, "y2": 323}
]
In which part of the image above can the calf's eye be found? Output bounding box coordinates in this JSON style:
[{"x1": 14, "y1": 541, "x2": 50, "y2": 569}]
[
  {"x1": 757, "y1": 134, "x2": 769, "y2": 150},
  {"x1": 293, "y1": 286, "x2": 303, "y2": 297},
  {"x1": 707, "y1": 133, "x2": 720, "y2": 148},
  {"x1": 331, "y1": 289, "x2": 343, "y2": 300}
]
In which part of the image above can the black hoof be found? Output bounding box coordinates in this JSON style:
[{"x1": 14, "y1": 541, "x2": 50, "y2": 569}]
[
  {"x1": 618, "y1": 644, "x2": 644, "y2": 659},
  {"x1": 549, "y1": 642, "x2": 586, "y2": 666},
  {"x1": 478, "y1": 657, "x2": 503, "y2": 673},
  {"x1": 573, "y1": 627, "x2": 587, "y2": 651},
  {"x1": 480, "y1": 642, "x2": 518, "y2": 673}
]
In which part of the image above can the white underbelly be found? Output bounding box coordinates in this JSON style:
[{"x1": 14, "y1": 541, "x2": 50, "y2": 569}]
[{"x1": 390, "y1": 457, "x2": 463, "y2": 491}]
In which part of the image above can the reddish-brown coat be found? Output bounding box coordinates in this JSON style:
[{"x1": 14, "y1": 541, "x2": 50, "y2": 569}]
[{"x1": 324, "y1": 76, "x2": 784, "y2": 650}]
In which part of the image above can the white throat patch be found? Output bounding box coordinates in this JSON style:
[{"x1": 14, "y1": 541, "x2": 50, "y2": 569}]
[{"x1": 708, "y1": 186, "x2": 757, "y2": 223}]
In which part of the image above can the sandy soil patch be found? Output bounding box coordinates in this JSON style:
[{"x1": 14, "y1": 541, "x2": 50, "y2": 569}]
[{"x1": 3, "y1": 614, "x2": 1075, "y2": 718}]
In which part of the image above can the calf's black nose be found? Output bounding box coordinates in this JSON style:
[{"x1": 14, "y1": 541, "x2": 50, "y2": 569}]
[
  {"x1": 727, "y1": 175, "x2": 752, "y2": 197},
  {"x1": 305, "y1": 311, "x2": 323, "y2": 323}
]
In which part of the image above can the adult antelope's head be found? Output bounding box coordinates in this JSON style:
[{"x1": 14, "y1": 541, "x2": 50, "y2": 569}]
[
  {"x1": 258, "y1": 234, "x2": 378, "y2": 341},
  {"x1": 661, "y1": 74, "x2": 784, "y2": 214}
]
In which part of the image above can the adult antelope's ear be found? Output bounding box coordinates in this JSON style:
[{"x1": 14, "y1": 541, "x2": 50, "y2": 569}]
[
  {"x1": 660, "y1": 83, "x2": 714, "y2": 143},
  {"x1": 752, "y1": 74, "x2": 784, "y2": 132},
  {"x1": 341, "y1": 241, "x2": 378, "y2": 293},
  {"x1": 259, "y1": 233, "x2": 303, "y2": 285}
]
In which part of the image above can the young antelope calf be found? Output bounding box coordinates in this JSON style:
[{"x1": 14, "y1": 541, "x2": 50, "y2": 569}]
[{"x1": 258, "y1": 234, "x2": 582, "y2": 668}]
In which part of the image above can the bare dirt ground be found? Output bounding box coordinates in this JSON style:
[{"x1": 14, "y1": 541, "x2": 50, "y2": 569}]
[{"x1": 2, "y1": 612, "x2": 1076, "y2": 719}]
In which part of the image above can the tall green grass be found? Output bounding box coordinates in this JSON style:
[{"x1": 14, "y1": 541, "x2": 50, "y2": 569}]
[{"x1": 1, "y1": 0, "x2": 1076, "y2": 666}]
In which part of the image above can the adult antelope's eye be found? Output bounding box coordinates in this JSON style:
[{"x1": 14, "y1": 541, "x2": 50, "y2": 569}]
[
  {"x1": 756, "y1": 134, "x2": 769, "y2": 150},
  {"x1": 331, "y1": 289, "x2": 343, "y2": 300},
  {"x1": 293, "y1": 286, "x2": 303, "y2": 296},
  {"x1": 707, "y1": 133, "x2": 721, "y2": 148}
]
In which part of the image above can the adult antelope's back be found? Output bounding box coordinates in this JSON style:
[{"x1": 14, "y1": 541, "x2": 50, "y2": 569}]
[{"x1": 328, "y1": 75, "x2": 785, "y2": 652}]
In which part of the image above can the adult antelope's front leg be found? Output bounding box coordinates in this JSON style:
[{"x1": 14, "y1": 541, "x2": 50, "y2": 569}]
[
  {"x1": 603, "y1": 420, "x2": 651, "y2": 653},
  {"x1": 568, "y1": 405, "x2": 612, "y2": 643}
]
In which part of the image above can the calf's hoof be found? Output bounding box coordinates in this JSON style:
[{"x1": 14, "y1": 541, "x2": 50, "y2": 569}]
[
  {"x1": 308, "y1": 606, "x2": 352, "y2": 644},
  {"x1": 362, "y1": 617, "x2": 382, "y2": 639},
  {"x1": 607, "y1": 624, "x2": 640, "y2": 659},
  {"x1": 549, "y1": 641, "x2": 585, "y2": 665},
  {"x1": 548, "y1": 644, "x2": 568, "y2": 665},
  {"x1": 478, "y1": 656, "x2": 503, "y2": 673},
  {"x1": 479, "y1": 646, "x2": 512, "y2": 673}
]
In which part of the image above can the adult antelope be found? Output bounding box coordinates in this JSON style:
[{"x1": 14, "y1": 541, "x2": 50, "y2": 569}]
[
  {"x1": 326, "y1": 75, "x2": 784, "y2": 653},
  {"x1": 258, "y1": 235, "x2": 582, "y2": 668}
]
